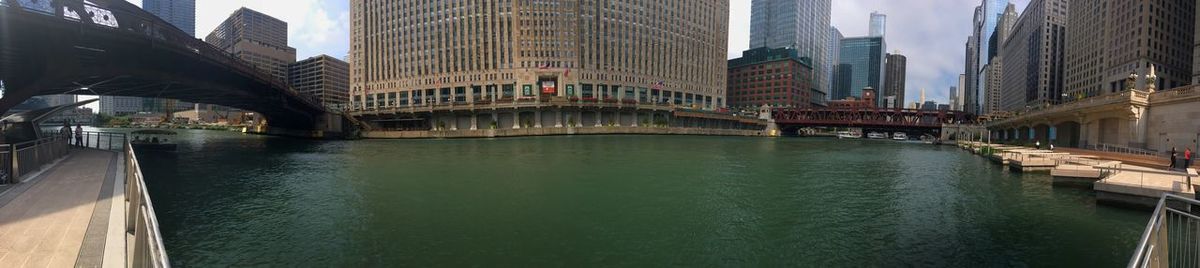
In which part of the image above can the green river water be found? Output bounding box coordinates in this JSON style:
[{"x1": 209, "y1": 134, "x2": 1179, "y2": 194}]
[{"x1": 129, "y1": 129, "x2": 1147, "y2": 266}]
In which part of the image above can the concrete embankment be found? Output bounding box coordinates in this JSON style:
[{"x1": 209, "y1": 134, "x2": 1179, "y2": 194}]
[{"x1": 363, "y1": 127, "x2": 767, "y2": 139}]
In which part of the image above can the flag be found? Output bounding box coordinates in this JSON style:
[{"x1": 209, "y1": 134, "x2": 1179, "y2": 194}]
[
  {"x1": 564, "y1": 69, "x2": 570, "y2": 78},
  {"x1": 651, "y1": 81, "x2": 664, "y2": 90},
  {"x1": 538, "y1": 62, "x2": 549, "y2": 69}
]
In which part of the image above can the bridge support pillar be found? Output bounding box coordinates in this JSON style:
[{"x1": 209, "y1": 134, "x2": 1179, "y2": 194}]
[
  {"x1": 576, "y1": 110, "x2": 583, "y2": 127},
  {"x1": 555, "y1": 109, "x2": 563, "y2": 128},
  {"x1": 450, "y1": 114, "x2": 458, "y2": 131},
  {"x1": 534, "y1": 110, "x2": 543, "y2": 128},
  {"x1": 632, "y1": 111, "x2": 639, "y2": 127},
  {"x1": 470, "y1": 113, "x2": 478, "y2": 130},
  {"x1": 594, "y1": 111, "x2": 603, "y2": 127},
  {"x1": 513, "y1": 111, "x2": 522, "y2": 129},
  {"x1": 1129, "y1": 106, "x2": 1149, "y2": 148}
]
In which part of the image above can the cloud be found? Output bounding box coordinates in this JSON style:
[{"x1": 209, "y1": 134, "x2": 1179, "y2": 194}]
[
  {"x1": 729, "y1": 0, "x2": 1032, "y2": 105},
  {"x1": 130, "y1": 0, "x2": 351, "y2": 60}
]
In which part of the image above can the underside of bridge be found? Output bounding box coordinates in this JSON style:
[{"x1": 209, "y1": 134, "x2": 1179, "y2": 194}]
[{"x1": 0, "y1": 0, "x2": 332, "y2": 134}]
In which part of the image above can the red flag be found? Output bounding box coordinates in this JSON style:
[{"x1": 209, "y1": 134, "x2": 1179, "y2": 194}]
[
  {"x1": 564, "y1": 69, "x2": 570, "y2": 78},
  {"x1": 538, "y1": 62, "x2": 549, "y2": 69}
]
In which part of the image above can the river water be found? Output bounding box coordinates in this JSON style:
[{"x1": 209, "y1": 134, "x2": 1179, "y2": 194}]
[{"x1": 130, "y1": 129, "x2": 1147, "y2": 266}]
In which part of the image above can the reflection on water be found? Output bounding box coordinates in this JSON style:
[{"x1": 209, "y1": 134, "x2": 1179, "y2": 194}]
[{"x1": 130, "y1": 130, "x2": 1147, "y2": 266}]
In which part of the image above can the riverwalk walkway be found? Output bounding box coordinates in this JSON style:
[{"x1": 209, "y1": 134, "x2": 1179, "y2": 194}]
[{"x1": 0, "y1": 149, "x2": 125, "y2": 267}]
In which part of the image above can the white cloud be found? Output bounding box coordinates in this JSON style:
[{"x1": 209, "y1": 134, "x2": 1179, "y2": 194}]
[{"x1": 131, "y1": 0, "x2": 350, "y2": 59}]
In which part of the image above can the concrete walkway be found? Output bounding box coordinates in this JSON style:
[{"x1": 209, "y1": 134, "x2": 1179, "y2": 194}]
[{"x1": 0, "y1": 149, "x2": 124, "y2": 267}]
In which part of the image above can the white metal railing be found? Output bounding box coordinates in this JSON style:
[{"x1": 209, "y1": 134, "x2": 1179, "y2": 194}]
[
  {"x1": 1089, "y1": 143, "x2": 1162, "y2": 157},
  {"x1": 1130, "y1": 194, "x2": 1200, "y2": 268},
  {"x1": 124, "y1": 142, "x2": 170, "y2": 267}
]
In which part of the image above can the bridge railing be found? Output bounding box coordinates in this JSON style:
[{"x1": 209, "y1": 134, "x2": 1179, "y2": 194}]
[
  {"x1": 124, "y1": 141, "x2": 170, "y2": 267},
  {"x1": 0, "y1": 135, "x2": 70, "y2": 184},
  {"x1": 1129, "y1": 194, "x2": 1200, "y2": 268}
]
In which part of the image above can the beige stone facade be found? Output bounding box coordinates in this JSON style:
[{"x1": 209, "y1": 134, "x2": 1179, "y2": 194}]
[
  {"x1": 1064, "y1": 0, "x2": 1195, "y2": 98},
  {"x1": 348, "y1": 0, "x2": 729, "y2": 111}
]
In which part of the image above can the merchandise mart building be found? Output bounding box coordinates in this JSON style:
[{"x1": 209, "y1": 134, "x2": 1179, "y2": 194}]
[{"x1": 350, "y1": 1, "x2": 730, "y2": 122}]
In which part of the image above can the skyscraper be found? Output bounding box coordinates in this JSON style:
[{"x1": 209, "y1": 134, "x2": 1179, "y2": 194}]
[
  {"x1": 957, "y1": 74, "x2": 966, "y2": 111},
  {"x1": 869, "y1": 11, "x2": 887, "y2": 37},
  {"x1": 835, "y1": 36, "x2": 886, "y2": 101},
  {"x1": 825, "y1": 27, "x2": 843, "y2": 102},
  {"x1": 142, "y1": 0, "x2": 195, "y2": 36},
  {"x1": 206, "y1": 8, "x2": 296, "y2": 83},
  {"x1": 750, "y1": 0, "x2": 832, "y2": 101},
  {"x1": 883, "y1": 52, "x2": 906, "y2": 108},
  {"x1": 1064, "y1": 0, "x2": 1194, "y2": 98},
  {"x1": 982, "y1": 4, "x2": 1017, "y2": 115},
  {"x1": 965, "y1": 0, "x2": 1010, "y2": 115},
  {"x1": 999, "y1": 0, "x2": 1069, "y2": 111}
]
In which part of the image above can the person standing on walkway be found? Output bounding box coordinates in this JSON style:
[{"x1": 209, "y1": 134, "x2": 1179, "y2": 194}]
[
  {"x1": 1035, "y1": 140, "x2": 1041, "y2": 150},
  {"x1": 1170, "y1": 147, "x2": 1178, "y2": 170},
  {"x1": 61, "y1": 122, "x2": 73, "y2": 145},
  {"x1": 74, "y1": 125, "x2": 83, "y2": 147},
  {"x1": 1187, "y1": 148, "x2": 1194, "y2": 169}
]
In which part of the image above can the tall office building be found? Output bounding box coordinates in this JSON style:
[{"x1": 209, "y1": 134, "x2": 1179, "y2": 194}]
[
  {"x1": 350, "y1": 1, "x2": 729, "y2": 111},
  {"x1": 956, "y1": 74, "x2": 967, "y2": 111},
  {"x1": 964, "y1": 0, "x2": 1010, "y2": 115},
  {"x1": 982, "y1": 4, "x2": 1017, "y2": 115},
  {"x1": 142, "y1": 0, "x2": 195, "y2": 36},
  {"x1": 1064, "y1": 0, "x2": 1195, "y2": 98},
  {"x1": 290, "y1": 55, "x2": 350, "y2": 110},
  {"x1": 750, "y1": 0, "x2": 832, "y2": 101},
  {"x1": 869, "y1": 11, "x2": 887, "y2": 37},
  {"x1": 883, "y1": 52, "x2": 906, "y2": 108},
  {"x1": 825, "y1": 27, "x2": 843, "y2": 102},
  {"x1": 949, "y1": 86, "x2": 960, "y2": 111},
  {"x1": 835, "y1": 37, "x2": 886, "y2": 101},
  {"x1": 99, "y1": 96, "x2": 143, "y2": 116},
  {"x1": 206, "y1": 8, "x2": 296, "y2": 83},
  {"x1": 999, "y1": 0, "x2": 1069, "y2": 111}
]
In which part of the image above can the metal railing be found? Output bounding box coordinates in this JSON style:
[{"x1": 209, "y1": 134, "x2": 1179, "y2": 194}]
[
  {"x1": 0, "y1": 135, "x2": 70, "y2": 184},
  {"x1": 1130, "y1": 194, "x2": 1200, "y2": 268},
  {"x1": 1089, "y1": 143, "x2": 1163, "y2": 157},
  {"x1": 124, "y1": 141, "x2": 170, "y2": 267},
  {"x1": 1095, "y1": 167, "x2": 1198, "y2": 192}
]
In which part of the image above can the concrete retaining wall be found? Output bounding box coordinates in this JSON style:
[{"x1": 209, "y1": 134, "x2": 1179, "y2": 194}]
[{"x1": 362, "y1": 127, "x2": 765, "y2": 139}]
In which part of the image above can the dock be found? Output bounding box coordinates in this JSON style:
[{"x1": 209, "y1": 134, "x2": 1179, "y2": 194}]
[{"x1": 958, "y1": 141, "x2": 1200, "y2": 208}]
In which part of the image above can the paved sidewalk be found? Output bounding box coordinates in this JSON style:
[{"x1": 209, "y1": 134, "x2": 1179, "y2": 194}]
[{"x1": 0, "y1": 149, "x2": 120, "y2": 267}]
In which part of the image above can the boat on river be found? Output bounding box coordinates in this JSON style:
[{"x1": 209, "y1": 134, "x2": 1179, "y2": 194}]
[
  {"x1": 130, "y1": 129, "x2": 178, "y2": 151},
  {"x1": 837, "y1": 131, "x2": 862, "y2": 139},
  {"x1": 892, "y1": 132, "x2": 908, "y2": 141},
  {"x1": 867, "y1": 132, "x2": 888, "y2": 139}
]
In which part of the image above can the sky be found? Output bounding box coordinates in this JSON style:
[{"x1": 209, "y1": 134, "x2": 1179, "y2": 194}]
[
  {"x1": 730, "y1": 0, "x2": 1031, "y2": 105},
  {"x1": 116, "y1": 0, "x2": 1034, "y2": 106}
]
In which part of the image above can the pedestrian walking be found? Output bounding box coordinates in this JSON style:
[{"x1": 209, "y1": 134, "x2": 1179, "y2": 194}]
[
  {"x1": 1170, "y1": 147, "x2": 1178, "y2": 170},
  {"x1": 1187, "y1": 148, "x2": 1194, "y2": 169},
  {"x1": 1035, "y1": 140, "x2": 1041, "y2": 150},
  {"x1": 74, "y1": 125, "x2": 83, "y2": 147}
]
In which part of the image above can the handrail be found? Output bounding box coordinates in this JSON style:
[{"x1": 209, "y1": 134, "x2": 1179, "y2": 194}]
[
  {"x1": 0, "y1": 135, "x2": 70, "y2": 184},
  {"x1": 124, "y1": 141, "x2": 170, "y2": 267},
  {"x1": 1129, "y1": 194, "x2": 1200, "y2": 267}
]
